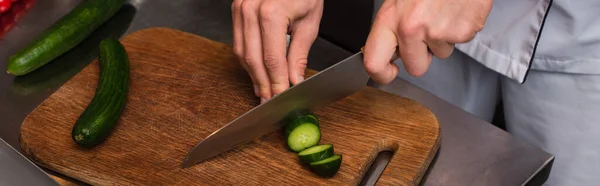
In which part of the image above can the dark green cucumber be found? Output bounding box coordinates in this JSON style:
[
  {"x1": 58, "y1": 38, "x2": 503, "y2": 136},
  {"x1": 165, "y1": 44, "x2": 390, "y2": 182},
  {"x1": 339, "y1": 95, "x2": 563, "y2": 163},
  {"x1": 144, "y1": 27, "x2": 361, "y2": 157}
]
[
  {"x1": 298, "y1": 144, "x2": 334, "y2": 163},
  {"x1": 71, "y1": 38, "x2": 129, "y2": 148},
  {"x1": 309, "y1": 154, "x2": 342, "y2": 177},
  {"x1": 284, "y1": 113, "x2": 319, "y2": 138},
  {"x1": 285, "y1": 113, "x2": 321, "y2": 152},
  {"x1": 6, "y1": 0, "x2": 125, "y2": 75}
]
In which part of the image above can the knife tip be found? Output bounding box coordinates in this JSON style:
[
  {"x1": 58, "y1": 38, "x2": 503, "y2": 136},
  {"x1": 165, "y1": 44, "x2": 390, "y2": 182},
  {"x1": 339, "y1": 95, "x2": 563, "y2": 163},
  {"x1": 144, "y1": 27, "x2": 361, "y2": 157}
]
[
  {"x1": 181, "y1": 155, "x2": 205, "y2": 168},
  {"x1": 180, "y1": 160, "x2": 192, "y2": 168},
  {"x1": 180, "y1": 155, "x2": 193, "y2": 168}
]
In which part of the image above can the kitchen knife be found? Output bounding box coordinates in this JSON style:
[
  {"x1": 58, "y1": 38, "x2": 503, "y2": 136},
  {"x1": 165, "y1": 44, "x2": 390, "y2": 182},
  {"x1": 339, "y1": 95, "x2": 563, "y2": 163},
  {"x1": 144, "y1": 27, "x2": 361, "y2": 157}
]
[{"x1": 181, "y1": 51, "x2": 371, "y2": 168}]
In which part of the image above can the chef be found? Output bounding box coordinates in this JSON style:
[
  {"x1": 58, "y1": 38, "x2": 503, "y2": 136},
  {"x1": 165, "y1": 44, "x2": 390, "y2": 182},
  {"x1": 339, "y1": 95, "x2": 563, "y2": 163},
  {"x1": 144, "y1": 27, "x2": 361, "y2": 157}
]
[{"x1": 230, "y1": 0, "x2": 600, "y2": 185}]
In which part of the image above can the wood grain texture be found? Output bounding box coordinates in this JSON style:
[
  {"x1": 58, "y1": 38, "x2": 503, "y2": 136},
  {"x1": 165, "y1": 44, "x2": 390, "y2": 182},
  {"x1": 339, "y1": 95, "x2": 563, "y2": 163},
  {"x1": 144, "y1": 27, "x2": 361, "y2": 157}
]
[{"x1": 19, "y1": 27, "x2": 440, "y2": 185}]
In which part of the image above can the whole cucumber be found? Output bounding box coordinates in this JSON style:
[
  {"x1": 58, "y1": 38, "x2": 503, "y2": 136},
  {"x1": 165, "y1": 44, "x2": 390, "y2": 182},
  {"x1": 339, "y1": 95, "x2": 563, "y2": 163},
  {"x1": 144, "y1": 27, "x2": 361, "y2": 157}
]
[
  {"x1": 6, "y1": 0, "x2": 125, "y2": 75},
  {"x1": 72, "y1": 38, "x2": 129, "y2": 148}
]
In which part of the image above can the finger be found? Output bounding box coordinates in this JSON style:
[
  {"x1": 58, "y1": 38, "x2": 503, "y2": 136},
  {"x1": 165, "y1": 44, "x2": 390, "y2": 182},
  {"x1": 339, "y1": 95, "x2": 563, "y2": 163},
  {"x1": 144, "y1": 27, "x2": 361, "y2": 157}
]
[
  {"x1": 287, "y1": 20, "x2": 318, "y2": 85},
  {"x1": 241, "y1": 0, "x2": 271, "y2": 103},
  {"x1": 233, "y1": 0, "x2": 258, "y2": 96},
  {"x1": 232, "y1": 0, "x2": 245, "y2": 59},
  {"x1": 259, "y1": 3, "x2": 289, "y2": 96},
  {"x1": 237, "y1": 58, "x2": 260, "y2": 97},
  {"x1": 397, "y1": 34, "x2": 431, "y2": 77},
  {"x1": 425, "y1": 39, "x2": 454, "y2": 59},
  {"x1": 363, "y1": 17, "x2": 400, "y2": 85},
  {"x1": 240, "y1": 62, "x2": 260, "y2": 97}
]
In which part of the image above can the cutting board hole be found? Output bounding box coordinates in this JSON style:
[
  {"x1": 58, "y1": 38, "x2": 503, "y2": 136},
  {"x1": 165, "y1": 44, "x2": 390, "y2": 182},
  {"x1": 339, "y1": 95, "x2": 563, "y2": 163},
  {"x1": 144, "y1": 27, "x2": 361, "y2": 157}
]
[{"x1": 359, "y1": 150, "x2": 394, "y2": 186}]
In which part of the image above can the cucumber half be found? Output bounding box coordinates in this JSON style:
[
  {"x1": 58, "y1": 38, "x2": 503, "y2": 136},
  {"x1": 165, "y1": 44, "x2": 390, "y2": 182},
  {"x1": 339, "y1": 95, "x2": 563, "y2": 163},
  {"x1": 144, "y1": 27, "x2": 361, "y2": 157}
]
[
  {"x1": 309, "y1": 154, "x2": 342, "y2": 177},
  {"x1": 286, "y1": 122, "x2": 321, "y2": 152},
  {"x1": 285, "y1": 113, "x2": 319, "y2": 137},
  {"x1": 298, "y1": 144, "x2": 334, "y2": 163},
  {"x1": 304, "y1": 113, "x2": 319, "y2": 126}
]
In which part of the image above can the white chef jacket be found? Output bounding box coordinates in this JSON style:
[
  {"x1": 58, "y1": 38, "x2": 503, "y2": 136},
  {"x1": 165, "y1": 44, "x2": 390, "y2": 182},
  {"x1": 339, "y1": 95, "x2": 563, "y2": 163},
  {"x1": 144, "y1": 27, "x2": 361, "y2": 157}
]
[
  {"x1": 458, "y1": 0, "x2": 600, "y2": 82},
  {"x1": 372, "y1": 0, "x2": 600, "y2": 186},
  {"x1": 374, "y1": 0, "x2": 600, "y2": 81}
]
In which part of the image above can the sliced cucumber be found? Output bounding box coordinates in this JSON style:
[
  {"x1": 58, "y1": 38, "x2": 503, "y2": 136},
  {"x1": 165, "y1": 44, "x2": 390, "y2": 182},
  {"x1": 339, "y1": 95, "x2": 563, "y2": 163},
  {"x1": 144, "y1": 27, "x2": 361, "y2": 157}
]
[
  {"x1": 298, "y1": 144, "x2": 334, "y2": 163},
  {"x1": 304, "y1": 113, "x2": 319, "y2": 126},
  {"x1": 310, "y1": 154, "x2": 342, "y2": 177},
  {"x1": 286, "y1": 122, "x2": 321, "y2": 152},
  {"x1": 285, "y1": 113, "x2": 319, "y2": 138}
]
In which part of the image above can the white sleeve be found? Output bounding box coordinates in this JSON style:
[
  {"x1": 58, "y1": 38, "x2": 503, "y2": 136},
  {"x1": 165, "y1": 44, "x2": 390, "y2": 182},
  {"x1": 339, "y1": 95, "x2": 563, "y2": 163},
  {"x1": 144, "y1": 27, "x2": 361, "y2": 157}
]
[{"x1": 455, "y1": 0, "x2": 553, "y2": 83}]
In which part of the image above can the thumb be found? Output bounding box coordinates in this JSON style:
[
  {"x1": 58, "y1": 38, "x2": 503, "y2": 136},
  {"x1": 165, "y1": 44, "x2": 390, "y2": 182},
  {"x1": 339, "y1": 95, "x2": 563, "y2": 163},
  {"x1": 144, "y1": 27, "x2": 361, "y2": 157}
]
[
  {"x1": 363, "y1": 18, "x2": 400, "y2": 85},
  {"x1": 287, "y1": 21, "x2": 318, "y2": 85}
]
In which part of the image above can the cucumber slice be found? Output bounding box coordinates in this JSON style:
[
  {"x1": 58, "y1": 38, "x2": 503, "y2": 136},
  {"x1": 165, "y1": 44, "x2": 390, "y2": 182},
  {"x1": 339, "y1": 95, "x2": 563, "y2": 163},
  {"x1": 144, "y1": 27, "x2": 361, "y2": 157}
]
[
  {"x1": 285, "y1": 113, "x2": 319, "y2": 138},
  {"x1": 304, "y1": 113, "x2": 319, "y2": 125},
  {"x1": 298, "y1": 144, "x2": 334, "y2": 163},
  {"x1": 286, "y1": 122, "x2": 321, "y2": 152},
  {"x1": 309, "y1": 154, "x2": 342, "y2": 177}
]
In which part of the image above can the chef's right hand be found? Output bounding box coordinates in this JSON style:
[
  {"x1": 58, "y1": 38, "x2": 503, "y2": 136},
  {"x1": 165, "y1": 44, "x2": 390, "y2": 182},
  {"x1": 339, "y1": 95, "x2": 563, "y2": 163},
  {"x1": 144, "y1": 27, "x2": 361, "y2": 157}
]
[{"x1": 232, "y1": 0, "x2": 324, "y2": 104}]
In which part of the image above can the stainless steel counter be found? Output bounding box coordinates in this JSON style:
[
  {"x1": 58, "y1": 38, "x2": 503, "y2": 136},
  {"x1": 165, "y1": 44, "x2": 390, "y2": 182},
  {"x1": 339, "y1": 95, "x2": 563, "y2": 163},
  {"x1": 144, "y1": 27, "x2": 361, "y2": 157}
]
[
  {"x1": 0, "y1": 138, "x2": 58, "y2": 185},
  {"x1": 0, "y1": 0, "x2": 553, "y2": 185}
]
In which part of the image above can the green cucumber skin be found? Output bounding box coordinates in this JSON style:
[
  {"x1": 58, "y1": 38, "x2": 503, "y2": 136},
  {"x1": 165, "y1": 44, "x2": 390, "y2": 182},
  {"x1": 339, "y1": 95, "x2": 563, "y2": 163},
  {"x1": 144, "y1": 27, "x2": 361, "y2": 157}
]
[
  {"x1": 285, "y1": 113, "x2": 319, "y2": 138},
  {"x1": 6, "y1": 0, "x2": 125, "y2": 76},
  {"x1": 298, "y1": 145, "x2": 334, "y2": 163},
  {"x1": 310, "y1": 154, "x2": 343, "y2": 178},
  {"x1": 71, "y1": 38, "x2": 129, "y2": 148}
]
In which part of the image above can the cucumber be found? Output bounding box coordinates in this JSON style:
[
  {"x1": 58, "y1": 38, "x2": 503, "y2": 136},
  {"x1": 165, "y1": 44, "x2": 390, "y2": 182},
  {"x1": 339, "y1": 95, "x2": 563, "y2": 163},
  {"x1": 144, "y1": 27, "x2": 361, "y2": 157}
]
[
  {"x1": 285, "y1": 113, "x2": 319, "y2": 138},
  {"x1": 298, "y1": 144, "x2": 334, "y2": 163},
  {"x1": 304, "y1": 113, "x2": 319, "y2": 126},
  {"x1": 286, "y1": 122, "x2": 321, "y2": 152},
  {"x1": 9, "y1": 4, "x2": 136, "y2": 97},
  {"x1": 6, "y1": 0, "x2": 125, "y2": 76},
  {"x1": 71, "y1": 38, "x2": 130, "y2": 148},
  {"x1": 309, "y1": 154, "x2": 342, "y2": 177}
]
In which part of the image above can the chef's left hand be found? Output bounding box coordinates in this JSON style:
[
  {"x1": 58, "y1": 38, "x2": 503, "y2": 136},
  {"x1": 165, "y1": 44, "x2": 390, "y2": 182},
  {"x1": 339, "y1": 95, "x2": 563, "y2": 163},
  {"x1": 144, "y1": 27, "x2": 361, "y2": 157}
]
[{"x1": 362, "y1": 0, "x2": 493, "y2": 84}]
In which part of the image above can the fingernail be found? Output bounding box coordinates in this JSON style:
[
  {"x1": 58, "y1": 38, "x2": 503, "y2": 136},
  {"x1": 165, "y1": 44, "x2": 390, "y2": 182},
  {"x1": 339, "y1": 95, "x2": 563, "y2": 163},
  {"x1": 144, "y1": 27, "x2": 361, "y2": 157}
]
[
  {"x1": 260, "y1": 97, "x2": 267, "y2": 104},
  {"x1": 298, "y1": 76, "x2": 304, "y2": 82}
]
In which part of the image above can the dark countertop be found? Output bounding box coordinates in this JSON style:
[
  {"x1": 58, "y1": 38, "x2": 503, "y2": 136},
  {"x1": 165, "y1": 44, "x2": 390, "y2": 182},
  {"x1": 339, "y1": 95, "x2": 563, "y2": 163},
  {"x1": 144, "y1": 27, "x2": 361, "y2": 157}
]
[{"x1": 0, "y1": 0, "x2": 554, "y2": 185}]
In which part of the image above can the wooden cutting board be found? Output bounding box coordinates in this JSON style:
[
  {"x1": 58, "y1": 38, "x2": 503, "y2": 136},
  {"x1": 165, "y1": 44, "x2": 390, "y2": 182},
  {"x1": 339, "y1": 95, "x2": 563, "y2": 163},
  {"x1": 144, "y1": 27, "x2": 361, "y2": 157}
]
[{"x1": 19, "y1": 27, "x2": 440, "y2": 185}]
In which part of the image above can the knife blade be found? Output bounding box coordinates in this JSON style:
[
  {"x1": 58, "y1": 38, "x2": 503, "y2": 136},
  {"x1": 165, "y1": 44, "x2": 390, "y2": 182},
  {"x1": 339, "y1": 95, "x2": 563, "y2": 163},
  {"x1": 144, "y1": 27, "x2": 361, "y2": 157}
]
[{"x1": 181, "y1": 51, "x2": 370, "y2": 168}]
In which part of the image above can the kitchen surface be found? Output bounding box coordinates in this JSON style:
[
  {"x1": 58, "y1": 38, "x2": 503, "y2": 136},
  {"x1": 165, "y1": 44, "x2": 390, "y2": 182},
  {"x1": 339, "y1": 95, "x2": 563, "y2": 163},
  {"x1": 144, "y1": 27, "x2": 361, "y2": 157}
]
[{"x1": 0, "y1": 0, "x2": 553, "y2": 185}]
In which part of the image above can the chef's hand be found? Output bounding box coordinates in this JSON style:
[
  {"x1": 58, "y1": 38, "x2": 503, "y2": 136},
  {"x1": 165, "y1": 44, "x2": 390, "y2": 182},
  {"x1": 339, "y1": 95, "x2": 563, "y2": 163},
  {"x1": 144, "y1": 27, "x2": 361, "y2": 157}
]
[
  {"x1": 362, "y1": 0, "x2": 493, "y2": 84},
  {"x1": 232, "y1": 0, "x2": 323, "y2": 103}
]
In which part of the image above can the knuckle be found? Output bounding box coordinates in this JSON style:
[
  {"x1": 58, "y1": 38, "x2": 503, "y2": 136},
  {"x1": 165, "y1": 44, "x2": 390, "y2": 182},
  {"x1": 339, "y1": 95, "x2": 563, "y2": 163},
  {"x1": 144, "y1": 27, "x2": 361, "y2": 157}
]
[
  {"x1": 363, "y1": 56, "x2": 381, "y2": 75},
  {"x1": 427, "y1": 29, "x2": 444, "y2": 41},
  {"x1": 399, "y1": 19, "x2": 423, "y2": 37},
  {"x1": 243, "y1": 53, "x2": 257, "y2": 67},
  {"x1": 231, "y1": 0, "x2": 242, "y2": 12},
  {"x1": 259, "y1": 2, "x2": 280, "y2": 22},
  {"x1": 294, "y1": 58, "x2": 308, "y2": 68},
  {"x1": 240, "y1": 0, "x2": 258, "y2": 15},
  {"x1": 456, "y1": 30, "x2": 476, "y2": 43},
  {"x1": 263, "y1": 53, "x2": 281, "y2": 70},
  {"x1": 454, "y1": 23, "x2": 480, "y2": 42}
]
